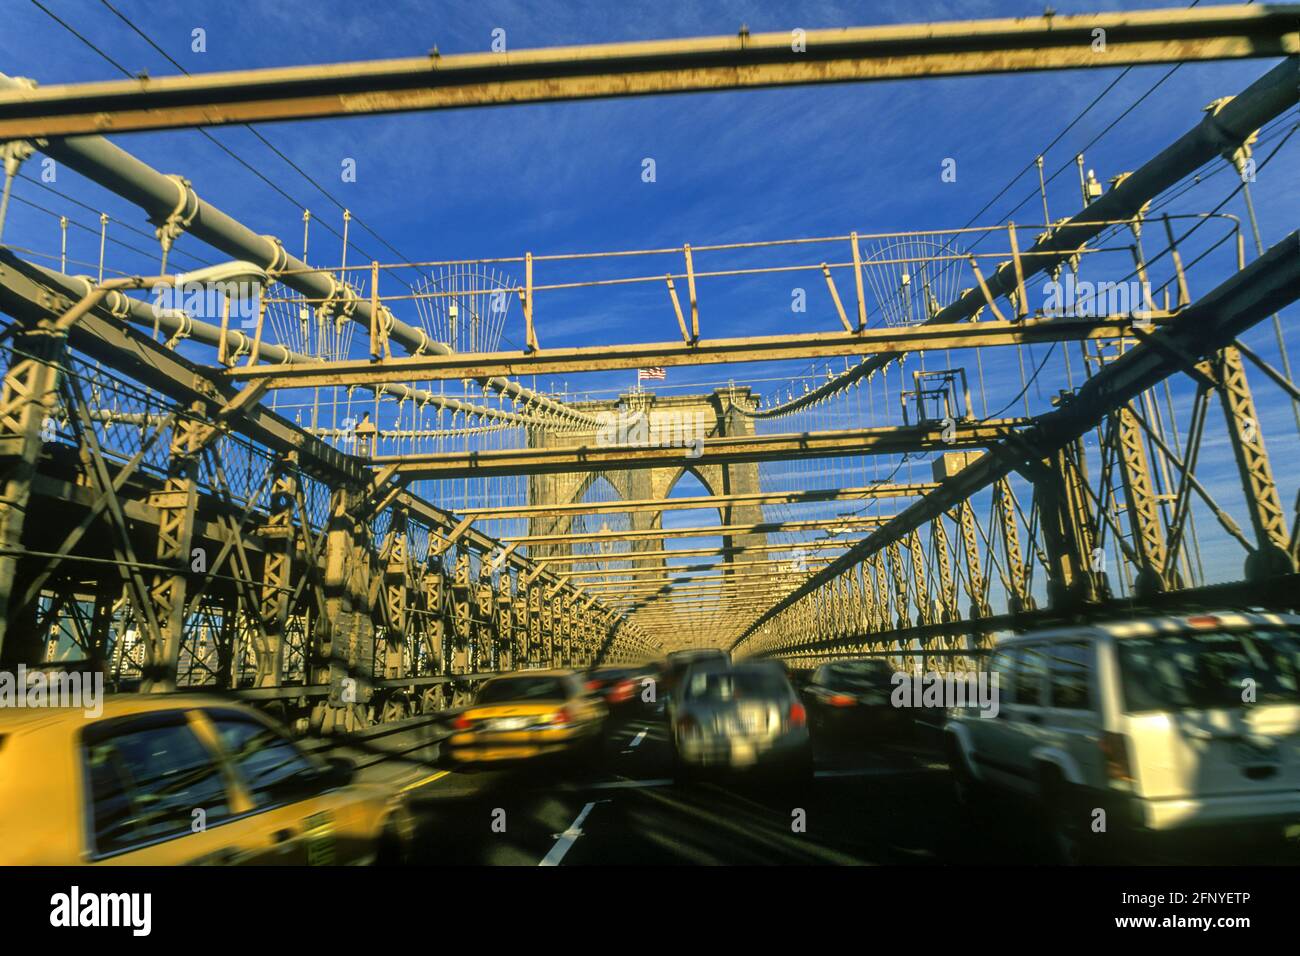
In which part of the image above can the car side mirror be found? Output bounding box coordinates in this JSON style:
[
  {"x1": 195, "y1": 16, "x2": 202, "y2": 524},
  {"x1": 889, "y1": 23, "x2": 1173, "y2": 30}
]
[{"x1": 323, "y1": 755, "x2": 356, "y2": 787}]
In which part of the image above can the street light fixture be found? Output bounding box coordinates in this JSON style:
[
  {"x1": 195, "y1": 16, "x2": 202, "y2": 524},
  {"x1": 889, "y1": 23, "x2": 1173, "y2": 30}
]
[{"x1": 54, "y1": 259, "x2": 269, "y2": 334}]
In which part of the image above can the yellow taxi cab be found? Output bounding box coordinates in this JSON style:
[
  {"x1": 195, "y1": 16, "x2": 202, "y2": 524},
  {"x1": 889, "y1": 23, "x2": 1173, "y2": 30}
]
[
  {"x1": 0, "y1": 694, "x2": 415, "y2": 865},
  {"x1": 446, "y1": 669, "x2": 606, "y2": 764}
]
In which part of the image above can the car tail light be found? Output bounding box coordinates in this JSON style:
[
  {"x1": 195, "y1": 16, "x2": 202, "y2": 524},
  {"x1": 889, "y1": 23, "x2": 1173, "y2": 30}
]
[
  {"x1": 551, "y1": 707, "x2": 573, "y2": 726},
  {"x1": 789, "y1": 702, "x2": 807, "y2": 727},
  {"x1": 1185, "y1": 614, "x2": 1221, "y2": 630},
  {"x1": 453, "y1": 714, "x2": 472, "y2": 730},
  {"x1": 828, "y1": 694, "x2": 855, "y2": 707},
  {"x1": 610, "y1": 679, "x2": 634, "y2": 702},
  {"x1": 1100, "y1": 732, "x2": 1134, "y2": 782},
  {"x1": 585, "y1": 680, "x2": 602, "y2": 691}
]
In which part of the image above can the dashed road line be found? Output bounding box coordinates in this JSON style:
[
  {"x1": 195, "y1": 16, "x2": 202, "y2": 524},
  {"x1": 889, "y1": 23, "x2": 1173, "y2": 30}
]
[{"x1": 539, "y1": 801, "x2": 598, "y2": 866}]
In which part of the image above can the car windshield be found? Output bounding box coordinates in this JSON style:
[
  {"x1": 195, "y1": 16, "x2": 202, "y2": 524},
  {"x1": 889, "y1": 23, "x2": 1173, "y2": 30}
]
[
  {"x1": 682, "y1": 668, "x2": 790, "y2": 703},
  {"x1": 825, "y1": 661, "x2": 894, "y2": 690},
  {"x1": 477, "y1": 676, "x2": 570, "y2": 704},
  {"x1": 1116, "y1": 629, "x2": 1300, "y2": 712}
]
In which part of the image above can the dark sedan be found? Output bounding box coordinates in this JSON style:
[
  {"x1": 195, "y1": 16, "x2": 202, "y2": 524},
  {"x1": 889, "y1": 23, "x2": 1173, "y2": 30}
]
[{"x1": 802, "y1": 659, "x2": 911, "y2": 739}]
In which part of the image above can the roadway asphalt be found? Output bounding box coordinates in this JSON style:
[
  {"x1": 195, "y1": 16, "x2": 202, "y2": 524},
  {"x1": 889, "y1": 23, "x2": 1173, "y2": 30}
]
[{"x1": 386, "y1": 708, "x2": 1300, "y2": 866}]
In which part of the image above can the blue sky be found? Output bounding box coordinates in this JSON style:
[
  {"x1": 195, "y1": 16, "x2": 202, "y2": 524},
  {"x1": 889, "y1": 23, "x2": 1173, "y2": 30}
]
[{"x1": 3, "y1": 0, "x2": 1298, "y2": 600}]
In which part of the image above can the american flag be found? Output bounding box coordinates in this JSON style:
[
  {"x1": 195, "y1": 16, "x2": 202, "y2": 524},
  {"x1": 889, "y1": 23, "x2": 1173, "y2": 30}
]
[{"x1": 638, "y1": 367, "x2": 666, "y2": 382}]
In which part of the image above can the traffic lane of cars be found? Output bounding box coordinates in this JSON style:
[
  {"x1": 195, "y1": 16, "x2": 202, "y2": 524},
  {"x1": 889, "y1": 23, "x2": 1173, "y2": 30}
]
[{"x1": 404, "y1": 709, "x2": 966, "y2": 865}]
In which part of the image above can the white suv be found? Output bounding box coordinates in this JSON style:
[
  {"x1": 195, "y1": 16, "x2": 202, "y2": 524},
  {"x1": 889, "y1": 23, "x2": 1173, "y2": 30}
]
[{"x1": 944, "y1": 611, "x2": 1300, "y2": 861}]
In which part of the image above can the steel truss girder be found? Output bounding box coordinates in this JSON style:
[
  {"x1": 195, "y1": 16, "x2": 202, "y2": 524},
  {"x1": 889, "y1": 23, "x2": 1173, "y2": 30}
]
[
  {"x1": 734, "y1": 229, "x2": 1300, "y2": 650},
  {"x1": 506, "y1": 514, "x2": 885, "y2": 547},
  {"x1": 229, "y1": 317, "x2": 1172, "y2": 388},
  {"x1": 374, "y1": 420, "x2": 1024, "y2": 480},
  {"x1": 457, "y1": 482, "x2": 936, "y2": 520},
  {"x1": 2, "y1": 6, "x2": 1296, "y2": 137}
]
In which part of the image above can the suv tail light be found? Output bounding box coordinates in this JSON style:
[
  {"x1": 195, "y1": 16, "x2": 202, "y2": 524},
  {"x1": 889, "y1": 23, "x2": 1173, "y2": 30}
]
[
  {"x1": 1101, "y1": 732, "x2": 1134, "y2": 782},
  {"x1": 585, "y1": 680, "x2": 602, "y2": 691},
  {"x1": 789, "y1": 702, "x2": 807, "y2": 727},
  {"x1": 828, "y1": 694, "x2": 855, "y2": 707}
]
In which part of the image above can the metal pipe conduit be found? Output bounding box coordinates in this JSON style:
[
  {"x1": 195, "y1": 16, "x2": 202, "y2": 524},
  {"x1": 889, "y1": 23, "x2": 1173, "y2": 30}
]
[
  {"x1": 7, "y1": 255, "x2": 550, "y2": 429},
  {"x1": 0, "y1": 72, "x2": 595, "y2": 428}
]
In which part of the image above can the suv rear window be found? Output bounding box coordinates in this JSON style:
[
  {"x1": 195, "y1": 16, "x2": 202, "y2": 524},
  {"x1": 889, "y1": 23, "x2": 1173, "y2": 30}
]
[
  {"x1": 683, "y1": 668, "x2": 791, "y2": 702},
  {"x1": 822, "y1": 661, "x2": 894, "y2": 691},
  {"x1": 1116, "y1": 629, "x2": 1300, "y2": 712}
]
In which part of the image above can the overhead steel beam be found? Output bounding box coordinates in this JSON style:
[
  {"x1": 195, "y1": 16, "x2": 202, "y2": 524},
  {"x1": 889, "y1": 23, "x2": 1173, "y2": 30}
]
[
  {"x1": 507, "y1": 515, "x2": 885, "y2": 546},
  {"x1": 376, "y1": 420, "x2": 1022, "y2": 479},
  {"x1": 733, "y1": 230, "x2": 1300, "y2": 647},
  {"x1": 0, "y1": 76, "x2": 593, "y2": 429},
  {"x1": 228, "y1": 315, "x2": 1170, "y2": 386},
  {"x1": 461, "y1": 482, "x2": 935, "y2": 520},
  {"x1": 581, "y1": 568, "x2": 815, "y2": 588},
  {"x1": 530, "y1": 539, "x2": 858, "y2": 565},
  {"x1": 2, "y1": 6, "x2": 1296, "y2": 137},
  {"x1": 565, "y1": 556, "x2": 836, "y2": 578}
]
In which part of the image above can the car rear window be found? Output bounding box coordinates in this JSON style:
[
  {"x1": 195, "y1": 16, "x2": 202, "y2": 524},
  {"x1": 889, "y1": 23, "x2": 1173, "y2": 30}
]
[
  {"x1": 823, "y1": 661, "x2": 894, "y2": 690},
  {"x1": 1116, "y1": 629, "x2": 1300, "y2": 713},
  {"x1": 682, "y1": 668, "x2": 791, "y2": 702},
  {"x1": 477, "y1": 676, "x2": 570, "y2": 704}
]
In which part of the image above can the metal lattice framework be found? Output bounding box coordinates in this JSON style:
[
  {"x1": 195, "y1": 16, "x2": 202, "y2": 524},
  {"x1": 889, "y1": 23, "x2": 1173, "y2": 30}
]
[{"x1": 0, "y1": 5, "x2": 1297, "y2": 736}]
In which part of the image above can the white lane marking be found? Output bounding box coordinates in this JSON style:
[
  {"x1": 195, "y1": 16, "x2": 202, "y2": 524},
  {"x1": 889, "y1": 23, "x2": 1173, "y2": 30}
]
[
  {"x1": 539, "y1": 801, "x2": 597, "y2": 866},
  {"x1": 628, "y1": 730, "x2": 648, "y2": 748}
]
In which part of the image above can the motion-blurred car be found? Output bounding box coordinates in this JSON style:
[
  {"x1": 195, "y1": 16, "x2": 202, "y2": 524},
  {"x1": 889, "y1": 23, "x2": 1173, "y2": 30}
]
[
  {"x1": 585, "y1": 664, "x2": 658, "y2": 713},
  {"x1": 447, "y1": 669, "x2": 606, "y2": 765},
  {"x1": 0, "y1": 695, "x2": 414, "y2": 865},
  {"x1": 669, "y1": 660, "x2": 812, "y2": 782},
  {"x1": 945, "y1": 611, "x2": 1300, "y2": 862},
  {"x1": 661, "y1": 648, "x2": 730, "y2": 700},
  {"x1": 803, "y1": 659, "x2": 909, "y2": 738}
]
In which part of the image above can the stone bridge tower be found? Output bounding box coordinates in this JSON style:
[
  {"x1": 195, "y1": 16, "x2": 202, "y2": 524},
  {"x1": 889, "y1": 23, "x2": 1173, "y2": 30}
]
[{"x1": 526, "y1": 388, "x2": 766, "y2": 611}]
